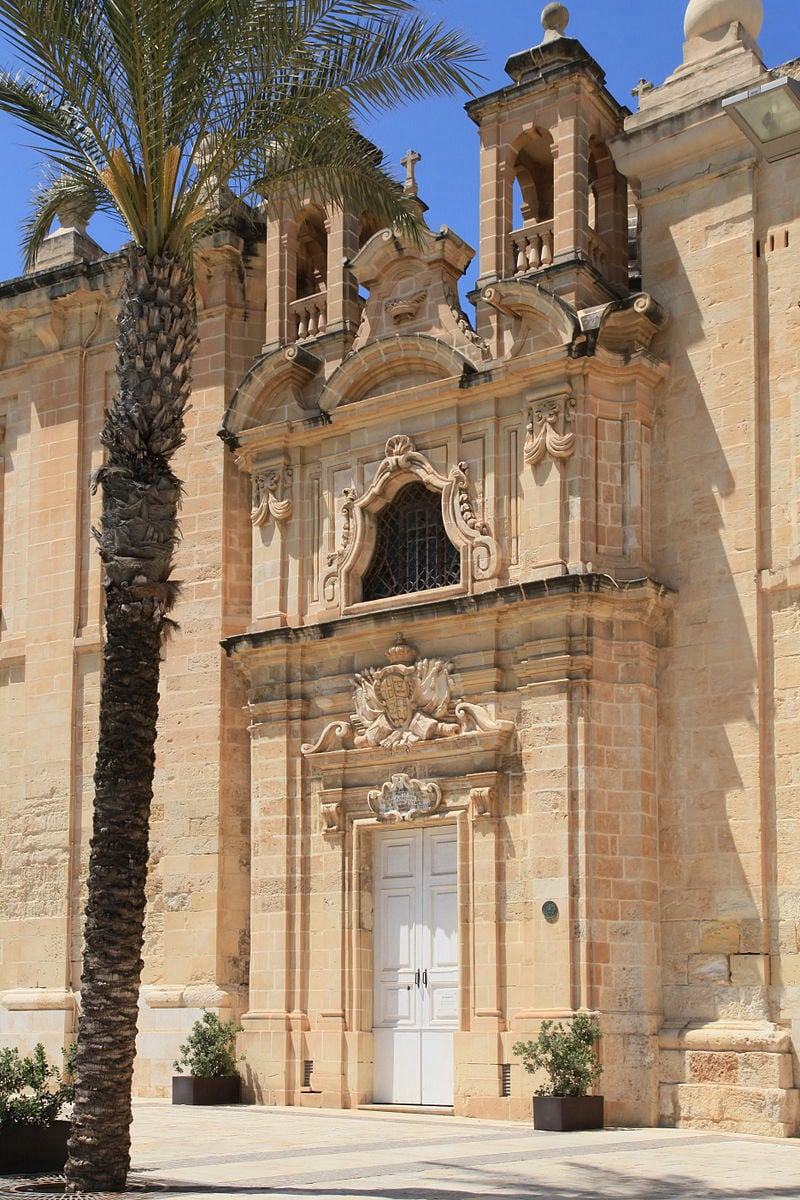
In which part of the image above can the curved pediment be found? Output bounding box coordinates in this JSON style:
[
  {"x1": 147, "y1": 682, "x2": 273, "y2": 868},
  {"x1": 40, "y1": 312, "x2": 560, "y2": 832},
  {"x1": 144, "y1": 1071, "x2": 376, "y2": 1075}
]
[
  {"x1": 352, "y1": 224, "x2": 474, "y2": 287},
  {"x1": 481, "y1": 279, "x2": 579, "y2": 355},
  {"x1": 221, "y1": 344, "x2": 322, "y2": 439},
  {"x1": 319, "y1": 334, "x2": 477, "y2": 413}
]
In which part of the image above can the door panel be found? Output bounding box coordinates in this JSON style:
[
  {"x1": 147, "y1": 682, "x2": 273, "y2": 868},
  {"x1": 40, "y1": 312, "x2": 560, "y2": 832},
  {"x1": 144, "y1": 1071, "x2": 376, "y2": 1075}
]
[
  {"x1": 420, "y1": 1031, "x2": 455, "y2": 1106},
  {"x1": 428, "y1": 831, "x2": 458, "y2": 876},
  {"x1": 373, "y1": 1030, "x2": 421, "y2": 1105},
  {"x1": 382, "y1": 838, "x2": 416, "y2": 879},
  {"x1": 373, "y1": 825, "x2": 458, "y2": 1105},
  {"x1": 380, "y1": 892, "x2": 415, "y2": 971},
  {"x1": 429, "y1": 887, "x2": 458, "y2": 968}
]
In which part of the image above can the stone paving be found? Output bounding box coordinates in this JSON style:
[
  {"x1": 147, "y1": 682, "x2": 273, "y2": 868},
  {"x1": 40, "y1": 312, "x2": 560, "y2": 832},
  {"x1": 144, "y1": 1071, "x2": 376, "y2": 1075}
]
[{"x1": 1, "y1": 1101, "x2": 799, "y2": 1200}]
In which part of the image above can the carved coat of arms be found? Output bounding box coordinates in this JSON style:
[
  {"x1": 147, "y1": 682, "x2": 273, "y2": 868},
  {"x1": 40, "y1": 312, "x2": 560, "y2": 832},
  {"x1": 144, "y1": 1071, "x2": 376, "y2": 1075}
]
[
  {"x1": 300, "y1": 636, "x2": 515, "y2": 755},
  {"x1": 352, "y1": 636, "x2": 459, "y2": 749}
]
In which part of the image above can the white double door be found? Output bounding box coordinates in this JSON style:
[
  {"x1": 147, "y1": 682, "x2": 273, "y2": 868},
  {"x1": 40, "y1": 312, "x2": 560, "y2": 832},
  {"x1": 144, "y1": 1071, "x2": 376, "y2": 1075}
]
[{"x1": 372, "y1": 826, "x2": 458, "y2": 1106}]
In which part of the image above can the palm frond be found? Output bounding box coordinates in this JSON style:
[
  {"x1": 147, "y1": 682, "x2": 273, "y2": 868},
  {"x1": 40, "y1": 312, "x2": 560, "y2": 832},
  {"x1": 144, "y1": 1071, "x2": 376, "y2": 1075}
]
[
  {"x1": 21, "y1": 169, "x2": 109, "y2": 269},
  {"x1": 0, "y1": 0, "x2": 484, "y2": 265}
]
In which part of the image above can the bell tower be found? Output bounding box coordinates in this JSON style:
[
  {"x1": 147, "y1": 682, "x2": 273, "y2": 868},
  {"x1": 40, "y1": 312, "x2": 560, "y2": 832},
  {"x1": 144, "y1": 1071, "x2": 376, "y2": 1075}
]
[{"x1": 468, "y1": 3, "x2": 630, "y2": 316}]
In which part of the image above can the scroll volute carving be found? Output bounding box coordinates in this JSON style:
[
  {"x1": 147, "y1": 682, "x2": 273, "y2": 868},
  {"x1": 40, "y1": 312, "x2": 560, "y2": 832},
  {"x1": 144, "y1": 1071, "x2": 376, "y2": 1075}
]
[
  {"x1": 469, "y1": 786, "x2": 499, "y2": 822},
  {"x1": 322, "y1": 434, "x2": 500, "y2": 609},
  {"x1": 321, "y1": 800, "x2": 344, "y2": 836}
]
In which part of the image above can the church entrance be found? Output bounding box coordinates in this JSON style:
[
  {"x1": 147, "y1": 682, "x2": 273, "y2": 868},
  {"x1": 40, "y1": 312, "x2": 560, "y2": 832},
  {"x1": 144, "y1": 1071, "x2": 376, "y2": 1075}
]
[{"x1": 372, "y1": 825, "x2": 459, "y2": 1106}]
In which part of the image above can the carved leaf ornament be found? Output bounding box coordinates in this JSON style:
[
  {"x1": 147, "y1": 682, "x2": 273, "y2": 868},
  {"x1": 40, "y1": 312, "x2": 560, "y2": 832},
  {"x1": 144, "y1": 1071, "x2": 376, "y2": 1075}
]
[{"x1": 301, "y1": 635, "x2": 514, "y2": 754}]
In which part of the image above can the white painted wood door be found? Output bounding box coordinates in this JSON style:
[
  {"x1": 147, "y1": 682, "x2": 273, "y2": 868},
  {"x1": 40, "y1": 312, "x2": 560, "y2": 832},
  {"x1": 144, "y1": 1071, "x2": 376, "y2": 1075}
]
[{"x1": 372, "y1": 826, "x2": 458, "y2": 1105}]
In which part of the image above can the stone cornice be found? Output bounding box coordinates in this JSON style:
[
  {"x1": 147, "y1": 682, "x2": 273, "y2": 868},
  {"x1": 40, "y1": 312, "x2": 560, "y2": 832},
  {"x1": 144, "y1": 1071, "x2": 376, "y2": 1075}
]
[
  {"x1": 0, "y1": 250, "x2": 126, "y2": 304},
  {"x1": 223, "y1": 336, "x2": 667, "y2": 454},
  {"x1": 304, "y1": 726, "x2": 513, "y2": 777},
  {"x1": 612, "y1": 103, "x2": 754, "y2": 192},
  {"x1": 466, "y1": 49, "x2": 626, "y2": 129},
  {"x1": 222, "y1": 574, "x2": 675, "y2": 662}
]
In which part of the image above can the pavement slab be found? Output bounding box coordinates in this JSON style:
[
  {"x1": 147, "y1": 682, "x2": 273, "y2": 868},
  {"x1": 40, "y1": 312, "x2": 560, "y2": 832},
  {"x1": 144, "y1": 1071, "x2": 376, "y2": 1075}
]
[{"x1": 1, "y1": 1101, "x2": 798, "y2": 1200}]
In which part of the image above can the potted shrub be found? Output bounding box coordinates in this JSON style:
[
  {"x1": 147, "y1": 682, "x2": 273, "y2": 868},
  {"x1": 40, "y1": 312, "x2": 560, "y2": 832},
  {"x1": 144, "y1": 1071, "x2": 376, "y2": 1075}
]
[
  {"x1": 172, "y1": 1011, "x2": 244, "y2": 1105},
  {"x1": 513, "y1": 1012, "x2": 604, "y2": 1131},
  {"x1": 0, "y1": 1043, "x2": 76, "y2": 1172}
]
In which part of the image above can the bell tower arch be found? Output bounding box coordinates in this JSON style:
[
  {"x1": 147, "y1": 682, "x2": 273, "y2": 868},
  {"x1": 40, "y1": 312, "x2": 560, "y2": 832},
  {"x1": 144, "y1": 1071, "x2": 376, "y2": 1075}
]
[{"x1": 467, "y1": 3, "x2": 630, "y2": 323}]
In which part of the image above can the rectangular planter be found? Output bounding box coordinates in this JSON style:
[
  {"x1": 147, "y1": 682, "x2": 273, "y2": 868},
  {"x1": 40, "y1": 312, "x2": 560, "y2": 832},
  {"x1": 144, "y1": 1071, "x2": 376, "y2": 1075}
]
[
  {"x1": 532, "y1": 1094, "x2": 604, "y2": 1132},
  {"x1": 0, "y1": 1120, "x2": 70, "y2": 1172},
  {"x1": 172, "y1": 1075, "x2": 241, "y2": 1105}
]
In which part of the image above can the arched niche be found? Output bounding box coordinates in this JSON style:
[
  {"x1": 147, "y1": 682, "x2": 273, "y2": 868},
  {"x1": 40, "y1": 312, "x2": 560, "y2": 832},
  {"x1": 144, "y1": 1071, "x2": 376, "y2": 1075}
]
[
  {"x1": 323, "y1": 434, "x2": 500, "y2": 612},
  {"x1": 221, "y1": 344, "x2": 322, "y2": 438},
  {"x1": 319, "y1": 335, "x2": 475, "y2": 413},
  {"x1": 587, "y1": 136, "x2": 627, "y2": 286},
  {"x1": 287, "y1": 204, "x2": 329, "y2": 341}
]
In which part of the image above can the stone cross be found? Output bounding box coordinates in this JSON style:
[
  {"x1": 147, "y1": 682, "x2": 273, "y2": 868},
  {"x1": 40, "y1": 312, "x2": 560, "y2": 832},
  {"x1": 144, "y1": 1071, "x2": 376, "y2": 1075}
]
[
  {"x1": 631, "y1": 78, "x2": 654, "y2": 100},
  {"x1": 401, "y1": 149, "x2": 422, "y2": 198}
]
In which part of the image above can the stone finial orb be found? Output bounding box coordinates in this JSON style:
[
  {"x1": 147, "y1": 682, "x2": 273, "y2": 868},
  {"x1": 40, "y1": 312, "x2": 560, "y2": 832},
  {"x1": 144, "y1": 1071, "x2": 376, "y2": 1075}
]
[
  {"x1": 684, "y1": 0, "x2": 763, "y2": 41},
  {"x1": 541, "y1": 3, "x2": 569, "y2": 36}
]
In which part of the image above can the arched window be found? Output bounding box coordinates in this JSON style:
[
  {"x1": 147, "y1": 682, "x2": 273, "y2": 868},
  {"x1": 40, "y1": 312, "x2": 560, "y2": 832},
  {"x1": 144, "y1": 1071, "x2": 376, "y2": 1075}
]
[
  {"x1": 361, "y1": 481, "x2": 460, "y2": 601},
  {"x1": 588, "y1": 150, "x2": 599, "y2": 232},
  {"x1": 295, "y1": 210, "x2": 327, "y2": 299},
  {"x1": 512, "y1": 132, "x2": 554, "y2": 226}
]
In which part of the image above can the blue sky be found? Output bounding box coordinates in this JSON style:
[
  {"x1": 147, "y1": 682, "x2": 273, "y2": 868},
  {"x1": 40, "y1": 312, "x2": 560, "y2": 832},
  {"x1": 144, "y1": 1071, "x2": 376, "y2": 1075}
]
[{"x1": 0, "y1": 0, "x2": 795, "y2": 285}]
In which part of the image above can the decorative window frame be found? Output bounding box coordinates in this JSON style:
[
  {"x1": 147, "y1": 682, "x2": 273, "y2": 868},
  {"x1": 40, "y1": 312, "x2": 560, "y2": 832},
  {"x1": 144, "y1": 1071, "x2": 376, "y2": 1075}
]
[{"x1": 322, "y1": 435, "x2": 500, "y2": 612}]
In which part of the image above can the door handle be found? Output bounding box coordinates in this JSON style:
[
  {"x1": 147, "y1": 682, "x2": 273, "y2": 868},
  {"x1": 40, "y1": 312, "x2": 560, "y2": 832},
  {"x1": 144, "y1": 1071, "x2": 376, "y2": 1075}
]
[
  {"x1": 415, "y1": 968, "x2": 421, "y2": 987},
  {"x1": 422, "y1": 969, "x2": 428, "y2": 987}
]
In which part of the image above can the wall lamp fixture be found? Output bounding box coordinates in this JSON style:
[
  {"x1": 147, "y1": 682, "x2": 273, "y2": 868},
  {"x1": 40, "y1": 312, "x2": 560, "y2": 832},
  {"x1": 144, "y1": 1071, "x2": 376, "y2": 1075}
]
[{"x1": 722, "y1": 77, "x2": 800, "y2": 162}]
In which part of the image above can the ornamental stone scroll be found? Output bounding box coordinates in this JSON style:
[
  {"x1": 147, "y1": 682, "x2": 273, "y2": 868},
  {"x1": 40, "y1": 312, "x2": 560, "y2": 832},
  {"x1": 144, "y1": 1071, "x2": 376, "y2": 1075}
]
[
  {"x1": 322, "y1": 434, "x2": 500, "y2": 608},
  {"x1": 367, "y1": 773, "x2": 443, "y2": 822}
]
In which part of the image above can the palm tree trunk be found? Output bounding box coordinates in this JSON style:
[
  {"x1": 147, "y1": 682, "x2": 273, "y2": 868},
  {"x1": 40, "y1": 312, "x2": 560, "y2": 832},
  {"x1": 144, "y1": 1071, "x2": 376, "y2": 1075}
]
[{"x1": 65, "y1": 250, "x2": 196, "y2": 1193}]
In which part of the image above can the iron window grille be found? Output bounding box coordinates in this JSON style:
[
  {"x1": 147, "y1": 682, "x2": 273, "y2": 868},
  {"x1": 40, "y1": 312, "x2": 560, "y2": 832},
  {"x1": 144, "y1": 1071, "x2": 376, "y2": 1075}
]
[{"x1": 361, "y1": 481, "x2": 460, "y2": 601}]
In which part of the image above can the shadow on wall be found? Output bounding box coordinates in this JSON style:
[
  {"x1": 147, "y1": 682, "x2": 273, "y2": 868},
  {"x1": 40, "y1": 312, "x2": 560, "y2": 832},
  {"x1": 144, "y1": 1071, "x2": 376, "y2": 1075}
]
[{"x1": 651, "y1": 212, "x2": 769, "y2": 1025}]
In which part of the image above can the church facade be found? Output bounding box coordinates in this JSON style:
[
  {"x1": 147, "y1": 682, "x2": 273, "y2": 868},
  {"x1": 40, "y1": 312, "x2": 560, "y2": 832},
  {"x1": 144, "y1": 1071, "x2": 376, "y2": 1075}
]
[{"x1": 1, "y1": 1, "x2": 799, "y2": 1135}]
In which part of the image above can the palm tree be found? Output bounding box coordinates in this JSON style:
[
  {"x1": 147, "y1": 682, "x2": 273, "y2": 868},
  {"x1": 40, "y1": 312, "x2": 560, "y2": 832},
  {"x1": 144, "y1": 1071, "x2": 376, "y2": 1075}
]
[{"x1": 0, "y1": 1, "x2": 480, "y2": 1190}]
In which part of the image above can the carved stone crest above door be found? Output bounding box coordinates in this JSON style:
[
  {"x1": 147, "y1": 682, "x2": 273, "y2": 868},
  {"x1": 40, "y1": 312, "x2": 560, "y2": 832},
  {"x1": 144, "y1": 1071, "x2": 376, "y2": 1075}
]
[
  {"x1": 351, "y1": 635, "x2": 459, "y2": 749},
  {"x1": 368, "y1": 773, "x2": 443, "y2": 822},
  {"x1": 301, "y1": 636, "x2": 514, "y2": 755}
]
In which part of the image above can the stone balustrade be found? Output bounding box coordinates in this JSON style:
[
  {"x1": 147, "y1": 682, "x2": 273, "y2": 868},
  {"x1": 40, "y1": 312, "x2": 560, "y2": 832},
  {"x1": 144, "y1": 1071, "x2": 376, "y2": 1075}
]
[
  {"x1": 509, "y1": 220, "x2": 554, "y2": 276},
  {"x1": 289, "y1": 291, "x2": 327, "y2": 341}
]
